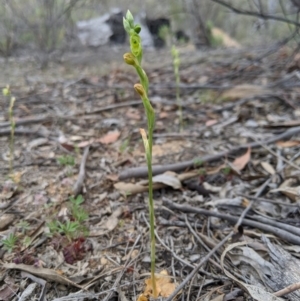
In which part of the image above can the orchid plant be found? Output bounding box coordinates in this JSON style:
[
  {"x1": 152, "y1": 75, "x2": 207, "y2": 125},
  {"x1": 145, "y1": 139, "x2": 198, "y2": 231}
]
[{"x1": 123, "y1": 10, "x2": 157, "y2": 297}]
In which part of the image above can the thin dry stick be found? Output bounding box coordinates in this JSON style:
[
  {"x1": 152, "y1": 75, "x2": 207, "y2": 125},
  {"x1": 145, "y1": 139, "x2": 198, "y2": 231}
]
[
  {"x1": 163, "y1": 198, "x2": 300, "y2": 245},
  {"x1": 83, "y1": 100, "x2": 142, "y2": 115},
  {"x1": 250, "y1": 136, "x2": 300, "y2": 171},
  {"x1": 165, "y1": 232, "x2": 233, "y2": 301},
  {"x1": 185, "y1": 215, "x2": 221, "y2": 269},
  {"x1": 274, "y1": 281, "x2": 300, "y2": 297},
  {"x1": 102, "y1": 234, "x2": 141, "y2": 301},
  {"x1": 142, "y1": 213, "x2": 223, "y2": 280},
  {"x1": 0, "y1": 114, "x2": 51, "y2": 128},
  {"x1": 119, "y1": 126, "x2": 300, "y2": 179},
  {"x1": 239, "y1": 194, "x2": 298, "y2": 207},
  {"x1": 0, "y1": 127, "x2": 52, "y2": 138},
  {"x1": 168, "y1": 237, "x2": 176, "y2": 280},
  {"x1": 164, "y1": 198, "x2": 255, "y2": 301},
  {"x1": 73, "y1": 146, "x2": 89, "y2": 196}
]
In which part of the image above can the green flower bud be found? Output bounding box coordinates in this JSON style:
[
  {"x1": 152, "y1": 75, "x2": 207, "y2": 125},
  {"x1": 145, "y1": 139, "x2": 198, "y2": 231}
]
[
  {"x1": 126, "y1": 10, "x2": 134, "y2": 27},
  {"x1": 130, "y1": 33, "x2": 142, "y2": 58},
  {"x1": 134, "y1": 83, "x2": 146, "y2": 98},
  {"x1": 2, "y1": 85, "x2": 10, "y2": 96},
  {"x1": 123, "y1": 17, "x2": 131, "y2": 33},
  {"x1": 171, "y1": 45, "x2": 178, "y2": 57},
  {"x1": 174, "y1": 58, "x2": 180, "y2": 65},
  {"x1": 123, "y1": 53, "x2": 137, "y2": 66},
  {"x1": 134, "y1": 24, "x2": 141, "y2": 34}
]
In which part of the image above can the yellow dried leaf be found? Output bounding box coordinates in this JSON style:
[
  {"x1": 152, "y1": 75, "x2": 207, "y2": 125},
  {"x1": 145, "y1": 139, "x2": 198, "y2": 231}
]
[
  {"x1": 137, "y1": 294, "x2": 148, "y2": 301},
  {"x1": 144, "y1": 270, "x2": 176, "y2": 298}
]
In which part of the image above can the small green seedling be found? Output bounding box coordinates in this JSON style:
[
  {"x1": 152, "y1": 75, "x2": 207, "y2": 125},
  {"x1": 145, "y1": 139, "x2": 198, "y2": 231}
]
[
  {"x1": 47, "y1": 220, "x2": 60, "y2": 235},
  {"x1": 57, "y1": 155, "x2": 75, "y2": 167},
  {"x1": 119, "y1": 138, "x2": 130, "y2": 153},
  {"x1": 22, "y1": 236, "x2": 32, "y2": 248},
  {"x1": 57, "y1": 220, "x2": 80, "y2": 242},
  {"x1": 193, "y1": 158, "x2": 203, "y2": 167},
  {"x1": 70, "y1": 195, "x2": 88, "y2": 223},
  {"x1": 198, "y1": 168, "x2": 206, "y2": 176},
  {"x1": 171, "y1": 45, "x2": 182, "y2": 131},
  {"x1": 47, "y1": 195, "x2": 88, "y2": 241},
  {"x1": 222, "y1": 166, "x2": 232, "y2": 176},
  {"x1": 16, "y1": 221, "x2": 30, "y2": 234},
  {"x1": 3, "y1": 85, "x2": 16, "y2": 175},
  {"x1": 1, "y1": 233, "x2": 18, "y2": 253},
  {"x1": 123, "y1": 10, "x2": 157, "y2": 297}
]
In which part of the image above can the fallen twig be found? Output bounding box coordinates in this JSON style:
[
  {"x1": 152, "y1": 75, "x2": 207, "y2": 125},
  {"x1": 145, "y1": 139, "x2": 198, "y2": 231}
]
[
  {"x1": 118, "y1": 126, "x2": 300, "y2": 180},
  {"x1": 163, "y1": 195, "x2": 255, "y2": 301},
  {"x1": 274, "y1": 281, "x2": 300, "y2": 297},
  {"x1": 73, "y1": 146, "x2": 89, "y2": 196},
  {"x1": 0, "y1": 127, "x2": 52, "y2": 138},
  {"x1": 162, "y1": 197, "x2": 300, "y2": 245},
  {"x1": 0, "y1": 115, "x2": 51, "y2": 128}
]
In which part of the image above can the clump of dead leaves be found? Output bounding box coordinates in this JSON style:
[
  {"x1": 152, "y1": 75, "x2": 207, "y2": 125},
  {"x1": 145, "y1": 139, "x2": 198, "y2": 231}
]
[{"x1": 138, "y1": 270, "x2": 177, "y2": 301}]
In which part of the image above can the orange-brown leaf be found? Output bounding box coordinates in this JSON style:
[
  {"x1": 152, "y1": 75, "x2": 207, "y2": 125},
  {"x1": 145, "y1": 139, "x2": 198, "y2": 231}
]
[
  {"x1": 99, "y1": 130, "x2": 120, "y2": 144},
  {"x1": 144, "y1": 270, "x2": 176, "y2": 298},
  {"x1": 232, "y1": 148, "x2": 251, "y2": 171}
]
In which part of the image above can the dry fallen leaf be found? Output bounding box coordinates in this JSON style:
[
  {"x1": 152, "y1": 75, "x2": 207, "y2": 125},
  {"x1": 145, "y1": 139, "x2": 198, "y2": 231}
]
[
  {"x1": 261, "y1": 161, "x2": 275, "y2": 175},
  {"x1": 152, "y1": 171, "x2": 182, "y2": 190},
  {"x1": 270, "y1": 179, "x2": 300, "y2": 202},
  {"x1": 99, "y1": 130, "x2": 120, "y2": 144},
  {"x1": 276, "y1": 140, "x2": 300, "y2": 148},
  {"x1": 0, "y1": 276, "x2": 19, "y2": 301},
  {"x1": 143, "y1": 270, "x2": 176, "y2": 298},
  {"x1": 221, "y1": 84, "x2": 270, "y2": 101},
  {"x1": 205, "y1": 119, "x2": 218, "y2": 127},
  {"x1": 3, "y1": 263, "x2": 83, "y2": 289},
  {"x1": 232, "y1": 148, "x2": 251, "y2": 171}
]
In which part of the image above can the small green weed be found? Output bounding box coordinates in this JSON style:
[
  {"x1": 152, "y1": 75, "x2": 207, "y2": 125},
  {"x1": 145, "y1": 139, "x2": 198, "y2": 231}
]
[
  {"x1": 16, "y1": 221, "x2": 30, "y2": 234},
  {"x1": 198, "y1": 168, "x2": 206, "y2": 176},
  {"x1": 57, "y1": 220, "x2": 80, "y2": 242},
  {"x1": 70, "y1": 195, "x2": 88, "y2": 223},
  {"x1": 1, "y1": 233, "x2": 18, "y2": 253},
  {"x1": 22, "y1": 236, "x2": 32, "y2": 248},
  {"x1": 222, "y1": 166, "x2": 232, "y2": 175},
  {"x1": 57, "y1": 155, "x2": 75, "y2": 167},
  {"x1": 193, "y1": 158, "x2": 203, "y2": 167},
  {"x1": 119, "y1": 138, "x2": 130, "y2": 153},
  {"x1": 48, "y1": 195, "x2": 89, "y2": 241}
]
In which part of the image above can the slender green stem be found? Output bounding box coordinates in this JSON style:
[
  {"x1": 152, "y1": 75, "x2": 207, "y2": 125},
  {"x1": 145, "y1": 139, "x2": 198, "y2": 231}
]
[
  {"x1": 135, "y1": 65, "x2": 149, "y2": 94},
  {"x1": 175, "y1": 69, "x2": 182, "y2": 129},
  {"x1": 9, "y1": 97, "x2": 16, "y2": 175},
  {"x1": 141, "y1": 128, "x2": 156, "y2": 291},
  {"x1": 172, "y1": 46, "x2": 182, "y2": 131}
]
